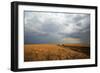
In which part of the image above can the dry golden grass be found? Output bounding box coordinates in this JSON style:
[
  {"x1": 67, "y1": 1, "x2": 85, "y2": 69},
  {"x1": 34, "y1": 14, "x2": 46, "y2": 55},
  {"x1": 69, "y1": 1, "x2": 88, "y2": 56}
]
[{"x1": 24, "y1": 44, "x2": 89, "y2": 62}]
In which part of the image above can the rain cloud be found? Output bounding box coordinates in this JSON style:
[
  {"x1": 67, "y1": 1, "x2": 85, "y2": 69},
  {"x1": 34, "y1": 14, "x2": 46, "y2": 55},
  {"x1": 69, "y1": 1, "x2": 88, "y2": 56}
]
[{"x1": 24, "y1": 11, "x2": 90, "y2": 45}]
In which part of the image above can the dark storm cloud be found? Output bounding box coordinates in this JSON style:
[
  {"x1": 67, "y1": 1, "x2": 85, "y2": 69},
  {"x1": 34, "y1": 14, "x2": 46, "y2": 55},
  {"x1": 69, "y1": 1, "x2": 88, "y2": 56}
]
[{"x1": 24, "y1": 11, "x2": 90, "y2": 44}]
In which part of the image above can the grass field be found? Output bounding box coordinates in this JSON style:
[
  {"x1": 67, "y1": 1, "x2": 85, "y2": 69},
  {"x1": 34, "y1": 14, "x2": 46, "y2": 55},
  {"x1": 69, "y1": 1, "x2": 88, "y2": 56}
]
[{"x1": 24, "y1": 44, "x2": 90, "y2": 62}]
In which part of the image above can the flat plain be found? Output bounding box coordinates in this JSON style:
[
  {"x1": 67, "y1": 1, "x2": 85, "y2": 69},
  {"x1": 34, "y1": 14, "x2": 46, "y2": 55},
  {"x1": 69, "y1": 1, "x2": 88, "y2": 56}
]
[{"x1": 24, "y1": 44, "x2": 90, "y2": 62}]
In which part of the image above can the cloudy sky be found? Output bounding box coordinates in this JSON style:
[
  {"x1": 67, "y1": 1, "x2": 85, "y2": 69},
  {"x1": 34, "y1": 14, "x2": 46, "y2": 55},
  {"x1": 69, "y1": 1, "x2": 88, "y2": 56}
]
[{"x1": 24, "y1": 11, "x2": 90, "y2": 45}]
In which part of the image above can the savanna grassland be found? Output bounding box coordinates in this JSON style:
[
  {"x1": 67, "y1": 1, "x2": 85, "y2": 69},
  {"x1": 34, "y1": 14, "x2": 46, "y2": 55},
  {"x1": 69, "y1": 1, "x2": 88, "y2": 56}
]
[{"x1": 24, "y1": 44, "x2": 90, "y2": 62}]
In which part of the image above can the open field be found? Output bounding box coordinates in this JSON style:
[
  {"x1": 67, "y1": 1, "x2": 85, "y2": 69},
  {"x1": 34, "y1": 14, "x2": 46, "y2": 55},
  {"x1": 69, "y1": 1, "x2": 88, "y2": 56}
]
[{"x1": 24, "y1": 44, "x2": 90, "y2": 62}]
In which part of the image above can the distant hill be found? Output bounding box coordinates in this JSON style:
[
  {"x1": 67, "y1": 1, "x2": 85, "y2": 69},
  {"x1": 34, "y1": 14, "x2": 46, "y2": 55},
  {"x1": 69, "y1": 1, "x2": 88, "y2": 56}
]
[{"x1": 59, "y1": 44, "x2": 90, "y2": 47}]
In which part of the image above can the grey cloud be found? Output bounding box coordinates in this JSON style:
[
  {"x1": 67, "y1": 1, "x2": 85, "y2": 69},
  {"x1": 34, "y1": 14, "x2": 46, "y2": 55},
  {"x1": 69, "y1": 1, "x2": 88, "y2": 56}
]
[{"x1": 24, "y1": 11, "x2": 90, "y2": 44}]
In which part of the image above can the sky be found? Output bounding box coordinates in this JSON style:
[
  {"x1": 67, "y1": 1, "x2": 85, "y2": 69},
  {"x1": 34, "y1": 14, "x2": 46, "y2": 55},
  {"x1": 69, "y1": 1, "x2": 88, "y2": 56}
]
[{"x1": 24, "y1": 11, "x2": 90, "y2": 45}]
